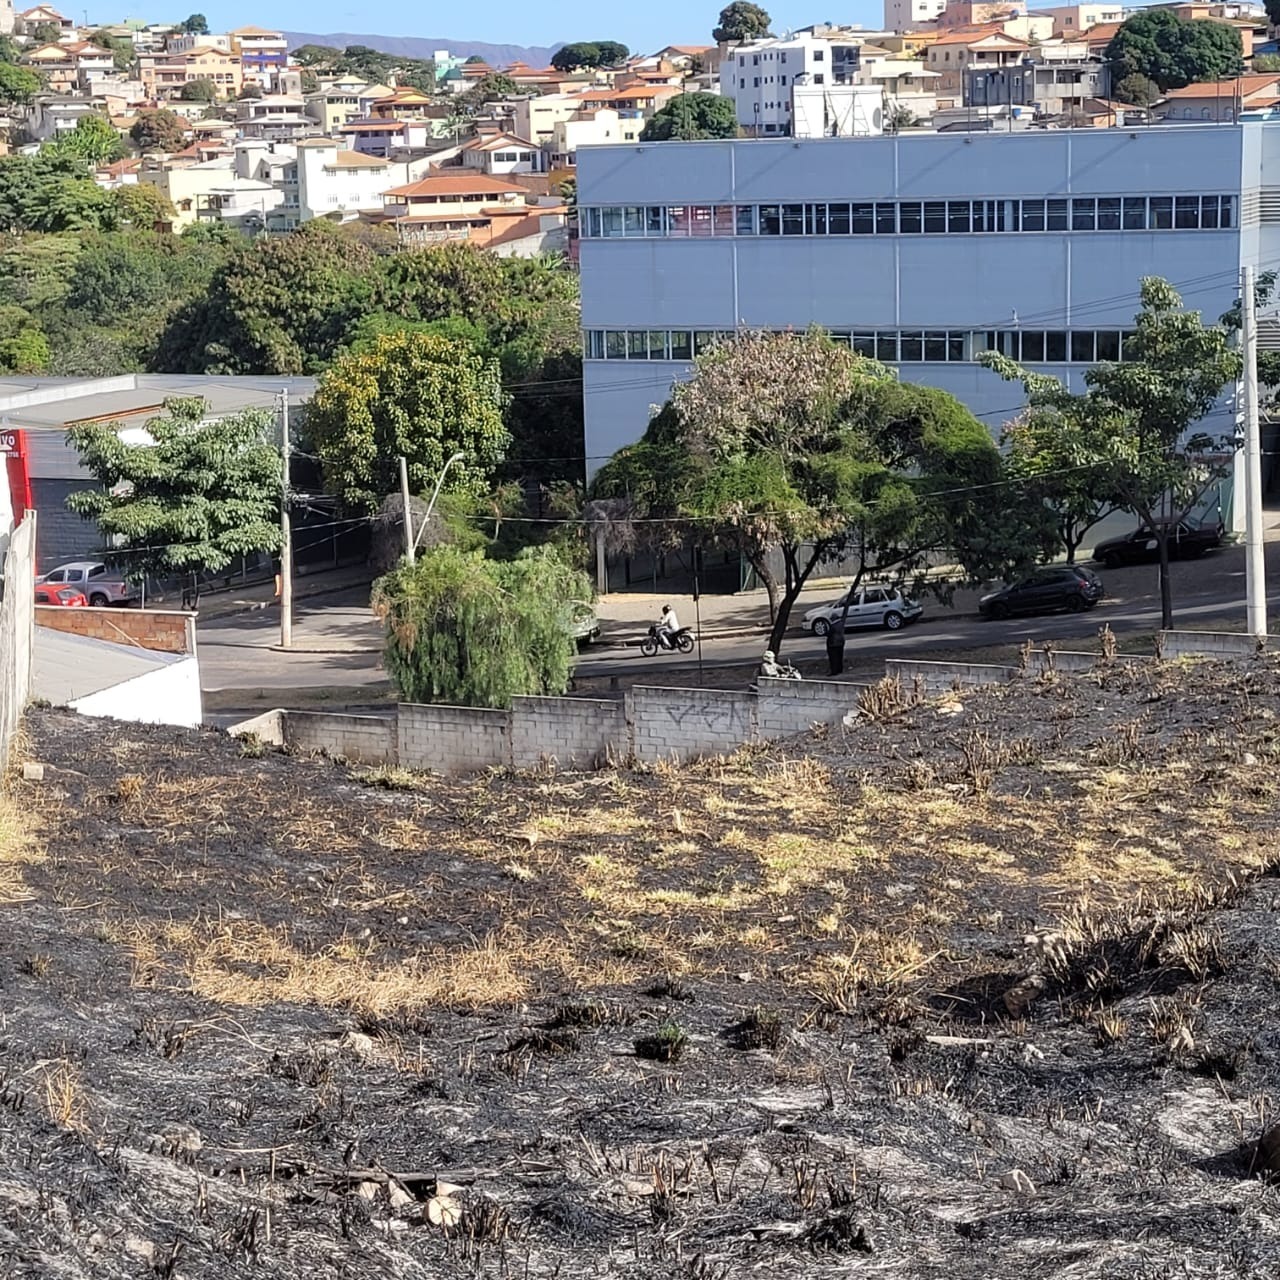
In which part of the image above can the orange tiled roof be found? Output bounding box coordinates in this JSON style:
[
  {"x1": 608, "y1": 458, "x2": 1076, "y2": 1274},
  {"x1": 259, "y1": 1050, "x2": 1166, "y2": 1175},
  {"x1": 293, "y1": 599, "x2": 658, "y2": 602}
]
[
  {"x1": 1162, "y1": 73, "x2": 1280, "y2": 97},
  {"x1": 931, "y1": 24, "x2": 1027, "y2": 47},
  {"x1": 327, "y1": 149, "x2": 388, "y2": 168},
  {"x1": 384, "y1": 173, "x2": 529, "y2": 198},
  {"x1": 1084, "y1": 21, "x2": 1123, "y2": 44}
]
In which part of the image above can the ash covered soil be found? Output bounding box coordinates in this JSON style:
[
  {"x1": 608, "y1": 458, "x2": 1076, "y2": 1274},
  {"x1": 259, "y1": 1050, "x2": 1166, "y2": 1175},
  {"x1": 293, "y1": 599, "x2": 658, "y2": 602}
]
[{"x1": 5, "y1": 657, "x2": 1280, "y2": 1277}]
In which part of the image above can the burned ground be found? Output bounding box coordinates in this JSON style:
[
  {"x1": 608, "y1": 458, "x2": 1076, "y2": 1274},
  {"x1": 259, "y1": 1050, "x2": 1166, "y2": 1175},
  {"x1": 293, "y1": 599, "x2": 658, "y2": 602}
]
[{"x1": 4, "y1": 656, "x2": 1280, "y2": 1277}]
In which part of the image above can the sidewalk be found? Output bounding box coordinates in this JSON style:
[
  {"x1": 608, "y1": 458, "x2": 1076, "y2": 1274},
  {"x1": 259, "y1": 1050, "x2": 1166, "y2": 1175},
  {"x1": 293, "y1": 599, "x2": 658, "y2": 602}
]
[{"x1": 190, "y1": 565, "x2": 374, "y2": 623}]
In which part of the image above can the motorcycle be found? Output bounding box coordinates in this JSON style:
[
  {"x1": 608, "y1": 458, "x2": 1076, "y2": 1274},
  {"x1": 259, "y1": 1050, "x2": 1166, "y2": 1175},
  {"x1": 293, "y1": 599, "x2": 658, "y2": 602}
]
[
  {"x1": 750, "y1": 660, "x2": 801, "y2": 692},
  {"x1": 641, "y1": 624, "x2": 695, "y2": 657}
]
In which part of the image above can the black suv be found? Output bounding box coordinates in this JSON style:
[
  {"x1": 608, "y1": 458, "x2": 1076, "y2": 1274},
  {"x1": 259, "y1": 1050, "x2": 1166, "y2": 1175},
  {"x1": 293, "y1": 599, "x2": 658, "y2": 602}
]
[
  {"x1": 1091, "y1": 521, "x2": 1222, "y2": 569},
  {"x1": 979, "y1": 566, "x2": 1105, "y2": 620}
]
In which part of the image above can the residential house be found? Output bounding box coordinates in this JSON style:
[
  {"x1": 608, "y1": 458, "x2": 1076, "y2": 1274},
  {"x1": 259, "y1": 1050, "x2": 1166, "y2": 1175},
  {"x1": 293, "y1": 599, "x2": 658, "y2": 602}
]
[
  {"x1": 459, "y1": 130, "x2": 545, "y2": 174},
  {"x1": 93, "y1": 155, "x2": 140, "y2": 188},
  {"x1": 368, "y1": 87, "x2": 437, "y2": 119},
  {"x1": 15, "y1": 4, "x2": 72, "y2": 36},
  {"x1": 294, "y1": 137, "x2": 398, "y2": 222},
  {"x1": 511, "y1": 92, "x2": 589, "y2": 147},
  {"x1": 1156, "y1": 73, "x2": 1280, "y2": 120},
  {"x1": 964, "y1": 50, "x2": 1110, "y2": 114},
  {"x1": 26, "y1": 93, "x2": 104, "y2": 141},
  {"x1": 339, "y1": 117, "x2": 436, "y2": 158},
  {"x1": 305, "y1": 79, "x2": 377, "y2": 132},
  {"x1": 1145, "y1": 2, "x2": 1262, "y2": 58},
  {"x1": 1083, "y1": 21, "x2": 1122, "y2": 55},
  {"x1": 140, "y1": 153, "x2": 251, "y2": 228},
  {"x1": 883, "y1": 0, "x2": 947, "y2": 31},
  {"x1": 653, "y1": 44, "x2": 719, "y2": 72},
  {"x1": 165, "y1": 30, "x2": 232, "y2": 54},
  {"x1": 378, "y1": 171, "x2": 566, "y2": 255},
  {"x1": 1037, "y1": 4, "x2": 1124, "y2": 35},
  {"x1": 23, "y1": 42, "x2": 114, "y2": 92},
  {"x1": 236, "y1": 94, "x2": 312, "y2": 137},
  {"x1": 863, "y1": 58, "x2": 940, "y2": 119},
  {"x1": 231, "y1": 26, "x2": 288, "y2": 85},
  {"x1": 937, "y1": 2, "x2": 1021, "y2": 27},
  {"x1": 547, "y1": 108, "x2": 646, "y2": 167},
  {"x1": 926, "y1": 26, "x2": 1035, "y2": 106},
  {"x1": 138, "y1": 45, "x2": 243, "y2": 99}
]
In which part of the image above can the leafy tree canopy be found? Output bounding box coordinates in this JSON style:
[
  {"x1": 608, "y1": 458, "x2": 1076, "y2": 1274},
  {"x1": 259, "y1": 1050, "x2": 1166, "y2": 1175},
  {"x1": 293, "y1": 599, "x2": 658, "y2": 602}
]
[
  {"x1": 178, "y1": 77, "x2": 218, "y2": 101},
  {"x1": 43, "y1": 114, "x2": 124, "y2": 165},
  {"x1": 550, "y1": 41, "x2": 630, "y2": 71},
  {"x1": 713, "y1": 1, "x2": 771, "y2": 44},
  {"x1": 640, "y1": 92, "x2": 738, "y2": 141},
  {"x1": 373, "y1": 544, "x2": 590, "y2": 708},
  {"x1": 980, "y1": 277, "x2": 1241, "y2": 628},
  {"x1": 292, "y1": 43, "x2": 340, "y2": 66},
  {"x1": 66, "y1": 396, "x2": 282, "y2": 579},
  {"x1": 129, "y1": 108, "x2": 188, "y2": 153},
  {"x1": 306, "y1": 327, "x2": 510, "y2": 512},
  {"x1": 0, "y1": 154, "x2": 112, "y2": 233},
  {"x1": 31, "y1": 21, "x2": 61, "y2": 43},
  {"x1": 180, "y1": 13, "x2": 209, "y2": 33},
  {"x1": 1106, "y1": 10, "x2": 1241, "y2": 90},
  {"x1": 1112, "y1": 72, "x2": 1161, "y2": 105},
  {"x1": 0, "y1": 62, "x2": 42, "y2": 106}
]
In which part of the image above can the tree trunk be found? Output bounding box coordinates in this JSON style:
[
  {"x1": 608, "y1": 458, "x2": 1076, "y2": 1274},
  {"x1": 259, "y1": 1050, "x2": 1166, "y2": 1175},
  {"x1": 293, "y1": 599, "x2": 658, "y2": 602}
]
[
  {"x1": 1157, "y1": 526, "x2": 1173, "y2": 631},
  {"x1": 751, "y1": 554, "x2": 780, "y2": 627},
  {"x1": 767, "y1": 544, "x2": 821, "y2": 654}
]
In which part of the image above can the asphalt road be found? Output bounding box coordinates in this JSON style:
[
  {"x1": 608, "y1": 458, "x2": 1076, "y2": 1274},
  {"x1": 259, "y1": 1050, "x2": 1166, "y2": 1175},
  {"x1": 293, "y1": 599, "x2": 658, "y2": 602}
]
[{"x1": 196, "y1": 543, "x2": 1280, "y2": 701}]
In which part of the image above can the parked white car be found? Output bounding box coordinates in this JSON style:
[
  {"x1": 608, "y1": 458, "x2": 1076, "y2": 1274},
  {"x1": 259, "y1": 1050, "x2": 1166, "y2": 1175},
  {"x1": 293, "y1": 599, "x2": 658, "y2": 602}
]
[{"x1": 801, "y1": 585, "x2": 923, "y2": 635}]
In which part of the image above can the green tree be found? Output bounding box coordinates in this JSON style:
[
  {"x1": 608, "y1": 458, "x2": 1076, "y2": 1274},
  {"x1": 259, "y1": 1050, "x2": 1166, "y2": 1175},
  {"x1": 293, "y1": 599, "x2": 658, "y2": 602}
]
[
  {"x1": 1253, "y1": 52, "x2": 1280, "y2": 72},
  {"x1": 1106, "y1": 10, "x2": 1242, "y2": 91},
  {"x1": 595, "y1": 41, "x2": 629, "y2": 66},
  {"x1": 43, "y1": 114, "x2": 124, "y2": 164},
  {"x1": 713, "y1": 1, "x2": 771, "y2": 43},
  {"x1": 0, "y1": 34, "x2": 22, "y2": 63},
  {"x1": 1002, "y1": 412, "x2": 1118, "y2": 563},
  {"x1": 181, "y1": 13, "x2": 209, "y2": 33},
  {"x1": 110, "y1": 182, "x2": 177, "y2": 228},
  {"x1": 981, "y1": 277, "x2": 1241, "y2": 629},
  {"x1": 31, "y1": 21, "x2": 61, "y2": 43},
  {"x1": 130, "y1": 108, "x2": 188, "y2": 153},
  {"x1": 307, "y1": 328, "x2": 509, "y2": 512},
  {"x1": 373, "y1": 544, "x2": 590, "y2": 707},
  {"x1": 66, "y1": 397, "x2": 282, "y2": 579},
  {"x1": 293, "y1": 43, "x2": 340, "y2": 66},
  {"x1": 238, "y1": 81, "x2": 264, "y2": 98},
  {"x1": 551, "y1": 41, "x2": 601, "y2": 71},
  {"x1": 593, "y1": 330, "x2": 1032, "y2": 652},
  {"x1": 90, "y1": 29, "x2": 137, "y2": 72},
  {"x1": 0, "y1": 62, "x2": 42, "y2": 106},
  {"x1": 640, "y1": 92, "x2": 738, "y2": 141},
  {"x1": 458, "y1": 72, "x2": 518, "y2": 110},
  {"x1": 0, "y1": 327, "x2": 50, "y2": 373},
  {"x1": 0, "y1": 155, "x2": 112, "y2": 232},
  {"x1": 1113, "y1": 72, "x2": 1161, "y2": 105},
  {"x1": 884, "y1": 102, "x2": 916, "y2": 132},
  {"x1": 178, "y1": 77, "x2": 218, "y2": 101}
]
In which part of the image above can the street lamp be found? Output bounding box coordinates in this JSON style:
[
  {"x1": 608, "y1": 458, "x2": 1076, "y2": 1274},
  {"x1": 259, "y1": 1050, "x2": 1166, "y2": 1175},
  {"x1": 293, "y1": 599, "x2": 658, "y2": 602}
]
[{"x1": 412, "y1": 451, "x2": 466, "y2": 554}]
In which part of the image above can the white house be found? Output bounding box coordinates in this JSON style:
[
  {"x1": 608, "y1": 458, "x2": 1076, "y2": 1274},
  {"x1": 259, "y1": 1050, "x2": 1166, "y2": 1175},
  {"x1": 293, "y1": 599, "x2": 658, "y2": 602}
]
[
  {"x1": 882, "y1": 0, "x2": 946, "y2": 31},
  {"x1": 575, "y1": 123, "x2": 1269, "y2": 533},
  {"x1": 295, "y1": 137, "x2": 397, "y2": 223},
  {"x1": 460, "y1": 131, "x2": 545, "y2": 175}
]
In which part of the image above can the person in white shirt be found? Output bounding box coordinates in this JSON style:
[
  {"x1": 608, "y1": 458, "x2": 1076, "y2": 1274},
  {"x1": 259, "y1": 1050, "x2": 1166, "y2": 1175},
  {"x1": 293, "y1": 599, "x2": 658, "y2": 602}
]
[{"x1": 656, "y1": 604, "x2": 679, "y2": 649}]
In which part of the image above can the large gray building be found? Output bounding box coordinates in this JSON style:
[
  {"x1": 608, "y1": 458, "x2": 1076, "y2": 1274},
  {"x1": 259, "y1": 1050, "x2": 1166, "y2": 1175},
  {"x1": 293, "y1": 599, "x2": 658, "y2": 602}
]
[{"x1": 576, "y1": 122, "x2": 1280, "y2": 524}]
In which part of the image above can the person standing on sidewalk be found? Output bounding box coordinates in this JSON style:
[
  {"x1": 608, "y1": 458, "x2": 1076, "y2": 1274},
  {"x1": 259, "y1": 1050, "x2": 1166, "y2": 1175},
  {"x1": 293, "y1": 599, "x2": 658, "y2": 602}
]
[{"x1": 825, "y1": 613, "x2": 846, "y2": 676}]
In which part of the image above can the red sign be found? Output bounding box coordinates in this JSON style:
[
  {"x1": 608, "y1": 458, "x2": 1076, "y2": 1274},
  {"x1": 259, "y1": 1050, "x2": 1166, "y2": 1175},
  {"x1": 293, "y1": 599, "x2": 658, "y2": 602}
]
[{"x1": 2, "y1": 429, "x2": 31, "y2": 524}]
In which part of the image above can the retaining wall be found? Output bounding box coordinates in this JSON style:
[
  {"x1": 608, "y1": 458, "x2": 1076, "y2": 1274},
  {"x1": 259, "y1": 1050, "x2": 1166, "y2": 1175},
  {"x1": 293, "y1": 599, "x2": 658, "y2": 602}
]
[
  {"x1": 630, "y1": 685, "x2": 758, "y2": 763},
  {"x1": 755, "y1": 676, "x2": 863, "y2": 738},
  {"x1": 286, "y1": 710, "x2": 396, "y2": 765},
  {"x1": 1160, "y1": 630, "x2": 1270, "y2": 660},
  {"x1": 399, "y1": 702, "x2": 509, "y2": 773},
  {"x1": 33, "y1": 606, "x2": 195, "y2": 654},
  {"x1": 510, "y1": 695, "x2": 626, "y2": 770},
  {"x1": 884, "y1": 658, "x2": 1017, "y2": 693}
]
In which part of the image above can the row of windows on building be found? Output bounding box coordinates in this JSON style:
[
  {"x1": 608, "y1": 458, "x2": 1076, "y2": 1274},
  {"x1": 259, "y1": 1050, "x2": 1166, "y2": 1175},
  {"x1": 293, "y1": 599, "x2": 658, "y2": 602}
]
[
  {"x1": 580, "y1": 194, "x2": 1236, "y2": 239},
  {"x1": 584, "y1": 328, "x2": 1140, "y2": 364}
]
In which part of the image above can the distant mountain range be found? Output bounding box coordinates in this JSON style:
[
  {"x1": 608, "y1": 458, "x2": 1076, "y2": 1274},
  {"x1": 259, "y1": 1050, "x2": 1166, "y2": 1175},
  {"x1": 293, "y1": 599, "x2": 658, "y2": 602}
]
[{"x1": 283, "y1": 32, "x2": 562, "y2": 67}]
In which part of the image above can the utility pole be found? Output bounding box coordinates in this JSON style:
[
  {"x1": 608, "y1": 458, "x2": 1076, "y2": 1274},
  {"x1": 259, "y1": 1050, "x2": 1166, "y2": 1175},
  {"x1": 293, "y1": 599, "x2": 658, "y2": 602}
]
[
  {"x1": 398, "y1": 455, "x2": 415, "y2": 563},
  {"x1": 279, "y1": 388, "x2": 293, "y2": 649},
  {"x1": 1242, "y1": 265, "x2": 1267, "y2": 637}
]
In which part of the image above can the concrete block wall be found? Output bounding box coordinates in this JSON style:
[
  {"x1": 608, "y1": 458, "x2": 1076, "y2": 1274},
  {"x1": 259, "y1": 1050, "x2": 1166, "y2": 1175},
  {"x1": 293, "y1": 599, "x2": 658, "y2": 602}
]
[
  {"x1": 1160, "y1": 630, "x2": 1269, "y2": 660},
  {"x1": 510, "y1": 695, "x2": 626, "y2": 770},
  {"x1": 630, "y1": 685, "x2": 757, "y2": 763},
  {"x1": 230, "y1": 709, "x2": 286, "y2": 747},
  {"x1": 399, "y1": 702, "x2": 509, "y2": 774},
  {"x1": 884, "y1": 658, "x2": 1017, "y2": 693},
  {"x1": 286, "y1": 711, "x2": 397, "y2": 765},
  {"x1": 34, "y1": 605, "x2": 195, "y2": 654},
  {"x1": 755, "y1": 676, "x2": 863, "y2": 738},
  {"x1": 0, "y1": 518, "x2": 35, "y2": 767}
]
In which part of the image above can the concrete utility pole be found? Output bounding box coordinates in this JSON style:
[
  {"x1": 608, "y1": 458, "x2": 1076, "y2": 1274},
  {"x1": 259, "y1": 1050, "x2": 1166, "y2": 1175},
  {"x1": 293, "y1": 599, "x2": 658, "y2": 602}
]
[
  {"x1": 398, "y1": 455, "x2": 415, "y2": 563},
  {"x1": 279, "y1": 388, "x2": 293, "y2": 649},
  {"x1": 1241, "y1": 264, "x2": 1267, "y2": 637}
]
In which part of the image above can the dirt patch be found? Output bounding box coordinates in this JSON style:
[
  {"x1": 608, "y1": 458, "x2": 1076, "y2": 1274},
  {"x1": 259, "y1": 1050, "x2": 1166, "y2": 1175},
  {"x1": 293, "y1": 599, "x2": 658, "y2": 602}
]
[{"x1": 3, "y1": 656, "x2": 1280, "y2": 1276}]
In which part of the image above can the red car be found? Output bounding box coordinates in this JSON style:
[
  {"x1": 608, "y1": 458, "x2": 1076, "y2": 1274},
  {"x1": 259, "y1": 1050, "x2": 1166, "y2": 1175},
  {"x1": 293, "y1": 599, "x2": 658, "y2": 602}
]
[{"x1": 35, "y1": 585, "x2": 88, "y2": 607}]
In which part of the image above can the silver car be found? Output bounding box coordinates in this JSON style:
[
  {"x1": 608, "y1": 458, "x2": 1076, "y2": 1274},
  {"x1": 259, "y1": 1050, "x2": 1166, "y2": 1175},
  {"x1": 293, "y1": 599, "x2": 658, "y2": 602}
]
[
  {"x1": 36, "y1": 561, "x2": 134, "y2": 607},
  {"x1": 801, "y1": 585, "x2": 923, "y2": 635}
]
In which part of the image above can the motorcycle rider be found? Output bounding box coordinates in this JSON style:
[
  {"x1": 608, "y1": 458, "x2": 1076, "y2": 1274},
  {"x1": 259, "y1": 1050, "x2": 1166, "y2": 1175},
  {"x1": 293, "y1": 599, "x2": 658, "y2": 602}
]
[
  {"x1": 760, "y1": 649, "x2": 782, "y2": 679},
  {"x1": 656, "y1": 603, "x2": 680, "y2": 650}
]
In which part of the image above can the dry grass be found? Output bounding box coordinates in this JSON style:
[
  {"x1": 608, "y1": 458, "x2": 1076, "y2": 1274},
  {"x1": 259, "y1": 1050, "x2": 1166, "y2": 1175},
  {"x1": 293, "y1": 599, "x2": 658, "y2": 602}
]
[
  {"x1": 0, "y1": 788, "x2": 45, "y2": 904},
  {"x1": 37, "y1": 1060, "x2": 89, "y2": 1133}
]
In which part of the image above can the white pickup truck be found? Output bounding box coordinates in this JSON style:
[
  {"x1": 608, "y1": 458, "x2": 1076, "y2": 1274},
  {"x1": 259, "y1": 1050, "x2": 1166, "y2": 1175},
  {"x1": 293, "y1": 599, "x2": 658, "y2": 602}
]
[{"x1": 36, "y1": 561, "x2": 134, "y2": 607}]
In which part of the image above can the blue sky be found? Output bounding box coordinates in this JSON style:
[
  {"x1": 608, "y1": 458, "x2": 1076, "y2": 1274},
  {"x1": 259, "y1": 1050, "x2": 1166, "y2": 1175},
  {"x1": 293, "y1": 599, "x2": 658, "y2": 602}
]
[{"x1": 182, "y1": 2, "x2": 883, "y2": 54}]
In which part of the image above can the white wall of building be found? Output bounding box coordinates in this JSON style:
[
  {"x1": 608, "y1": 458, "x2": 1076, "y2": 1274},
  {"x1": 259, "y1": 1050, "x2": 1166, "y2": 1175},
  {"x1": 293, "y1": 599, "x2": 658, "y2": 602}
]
[
  {"x1": 792, "y1": 82, "x2": 884, "y2": 137},
  {"x1": 577, "y1": 125, "x2": 1268, "y2": 477},
  {"x1": 720, "y1": 35, "x2": 833, "y2": 135},
  {"x1": 296, "y1": 141, "x2": 395, "y2": 221},
  {"x1": 69, "y1": 656, "x2": 203, "y2": 729},
  {"x1": 883, "y1": 0, "x2": 946, "y2": 31}
]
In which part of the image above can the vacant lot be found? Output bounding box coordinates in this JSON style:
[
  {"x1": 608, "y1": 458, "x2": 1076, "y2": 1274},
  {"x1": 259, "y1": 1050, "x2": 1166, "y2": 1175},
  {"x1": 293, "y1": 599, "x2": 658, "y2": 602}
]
[{"x1": 4, "y1": 656, "x2": 1280, "y2": 1277}]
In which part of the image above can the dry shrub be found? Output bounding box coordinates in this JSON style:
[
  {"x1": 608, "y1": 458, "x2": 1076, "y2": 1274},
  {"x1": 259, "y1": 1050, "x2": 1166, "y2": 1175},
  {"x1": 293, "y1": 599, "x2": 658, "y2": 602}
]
[
  {"x1": 39, "y1": 1061, "x2": 88, "y2": 1133},
  {"x1": 856, "y1": 676, "x2": 920, "y2": 722},
  {"x1": 112, "y1": 919, "x2": 551, "y2": 1014},
  {"x1": 0, "y1": 789, "x2": 45, "y2": 904}
]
